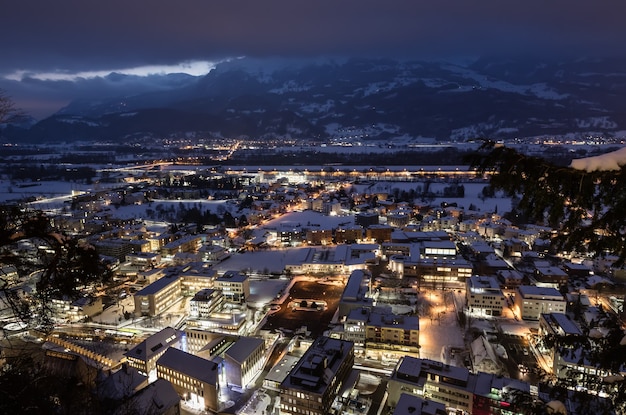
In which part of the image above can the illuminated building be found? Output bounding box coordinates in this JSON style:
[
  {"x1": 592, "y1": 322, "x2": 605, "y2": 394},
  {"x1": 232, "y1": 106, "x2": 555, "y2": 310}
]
[
  {"x1": 156, "y1": 347, "x2": 221, "y2": 412},
  {"x1": 189, "y1": 289, "x2": 224, "y2": 319},
  {"x1": 365, "y1": 311, "x2": 420, "y2": 359},
  {"x1": 223, "y1": 336, "x2": 266, "y2": 389},
  {"x1": 125, "y1": 327, "x2": 183, "y2": 378},
  {"x1": 215, "y1": 270, "x2": 250, "y2": 304},
  {"x1": 279, "y1": 336, "x2": 354, "y2": 415},
  {"x1": 466, "y1": 276, "x2": 505, "y2": 317},
  {"x1": 387, "y1": 357, "x2": 474, "y2": 413},
  {"x1": 514, "y1": 286, "x2": 565, "y2": 320}
]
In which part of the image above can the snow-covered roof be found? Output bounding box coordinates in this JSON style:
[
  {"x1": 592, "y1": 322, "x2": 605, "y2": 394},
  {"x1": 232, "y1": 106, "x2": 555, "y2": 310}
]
[
  {"x1": 225, "y1": 336, "x2": 265, "y2": 364},
  {"x1": 157, "y1": 347, "x2": 219, "y2": 385}
]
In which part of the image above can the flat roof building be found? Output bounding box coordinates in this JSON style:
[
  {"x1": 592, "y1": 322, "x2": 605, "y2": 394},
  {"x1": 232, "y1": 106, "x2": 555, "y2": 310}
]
[
  {"x1": 338, "y1": 269, "x2": 374, "y2": 319},
  {"x1": 279, "y1": 336, "x2": 354, "y2": 415},
  {"x1": 514, "y1": 286, "x2": 566, "y2": 320},
  {"x1": 215, "y1": 271, "x2": 250, "y2": 304},
  {"x1": 388, "y1": 357, "x2": 475, "y2": 413},
  {"x1": 466, "y1": 275, "x2": 505, "y2": 317}
]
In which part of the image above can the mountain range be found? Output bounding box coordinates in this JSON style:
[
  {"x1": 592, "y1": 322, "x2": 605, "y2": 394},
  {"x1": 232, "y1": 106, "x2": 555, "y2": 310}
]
[{"x1": 3, "y1": 56, "x2": 626, "y2": 143}]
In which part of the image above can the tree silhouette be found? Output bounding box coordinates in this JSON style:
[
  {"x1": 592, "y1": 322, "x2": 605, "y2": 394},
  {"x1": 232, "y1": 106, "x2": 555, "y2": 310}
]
[
  {"x1": 0, "y1": 89, "x2": 24, "y2": 124},
  {"x1": 469, "y1": 141, "x2": 626, "y2": 265},
  {"x1": 0, "y1": 204, "x2": 112, "y2": 331}
]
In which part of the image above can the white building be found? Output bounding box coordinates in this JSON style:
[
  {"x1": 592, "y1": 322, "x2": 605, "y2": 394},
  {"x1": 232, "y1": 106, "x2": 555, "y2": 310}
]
[
  {"x1": 466, "y1": 275, "x2": 505, "y2": 317},
  {"x1": 514, "y1": 285, "x2": 566, "y2": 320}
]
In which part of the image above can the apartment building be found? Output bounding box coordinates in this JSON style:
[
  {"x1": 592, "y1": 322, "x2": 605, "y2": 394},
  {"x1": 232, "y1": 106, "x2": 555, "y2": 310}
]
[
  {"x1": 365, "y1": 312, "x2": 420, "y2": 359},
  {"x1": 388, "y1": 357, "x2": 475, "y2": 412},
  {"x1": 306, "y1": 227, "x2": 334, "y2": 245},
  {"x1": 466, "y1": 275, "x2": 505, "y2": 317},
  {"x1": 189, "y1": 289, "x2": 224, "y2": 319},
  {"x1": 133, "y1": 275, "x2": 181, "y2": 317},
  {"x1": 279, "y1": 336, "x2": 354, "y2": 415},
  {"x1": 215, "y1": 271, "x2": 250, "y2": 304},
  {"x1": 334, "y1": 225, "x2": 364, "y2": 244},
  {"x1": 514, "y1": 286, "x2": 566, "y2": 320}
]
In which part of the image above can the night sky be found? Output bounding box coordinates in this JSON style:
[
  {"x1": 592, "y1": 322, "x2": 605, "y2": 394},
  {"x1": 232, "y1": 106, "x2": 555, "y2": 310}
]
[{"x1": 2, "y1": 1, "x2": 625, "y2": 119}]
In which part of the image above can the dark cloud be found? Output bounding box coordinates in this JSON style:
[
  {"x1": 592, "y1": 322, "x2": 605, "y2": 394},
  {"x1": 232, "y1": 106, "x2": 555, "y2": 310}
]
[
  {"x1": 2, "y1": 1, "x2": 625, "y2": 118},
  {"x1": 2, "y1": 1, "x2": 625, "y2": 72}
]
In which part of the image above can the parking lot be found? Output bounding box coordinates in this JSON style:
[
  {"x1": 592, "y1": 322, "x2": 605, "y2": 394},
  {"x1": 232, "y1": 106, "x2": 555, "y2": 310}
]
[
  {"x1": 499, "y1": 333, "x2": 542, "y2": 382},
  {"x1": 262, "y1": 278, "x2": 344, "y2": 338}
]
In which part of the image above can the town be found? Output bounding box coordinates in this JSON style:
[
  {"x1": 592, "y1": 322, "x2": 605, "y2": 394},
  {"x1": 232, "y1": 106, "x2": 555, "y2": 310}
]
[{"x1": 1, "y1": 143, "x2": 625, "y2": 415}]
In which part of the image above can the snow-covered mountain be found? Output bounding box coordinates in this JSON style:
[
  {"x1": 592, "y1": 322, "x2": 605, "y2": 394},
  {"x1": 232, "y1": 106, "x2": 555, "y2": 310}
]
[{"x1": 8, "y1": 56, "x2": 626, "y2": 142}]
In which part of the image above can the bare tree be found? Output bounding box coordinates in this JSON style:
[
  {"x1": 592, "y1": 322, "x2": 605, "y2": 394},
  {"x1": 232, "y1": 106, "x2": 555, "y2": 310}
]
[{"x1": 0, "y1": 89, "x2": 25, "y2": 124}]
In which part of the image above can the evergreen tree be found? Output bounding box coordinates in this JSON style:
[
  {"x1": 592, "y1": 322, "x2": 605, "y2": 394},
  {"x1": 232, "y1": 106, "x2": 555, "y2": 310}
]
[{"x1": 469, "y1": 141, "x2": 626, "y2": 265}]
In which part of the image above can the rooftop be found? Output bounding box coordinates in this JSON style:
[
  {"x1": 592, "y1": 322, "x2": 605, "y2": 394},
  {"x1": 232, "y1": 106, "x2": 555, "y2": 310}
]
[
  {"x1": 518, "y1": 285, "x2": 564, "y2": 299},
  {"x1": 157, "y1": 347, "x2": 219, "y2": 385},
  {"x1": 280, "y1": 336, "x2": 354, "y2": 394},
  {"x1": 125, "y1": 327, "x2": 182, "y2": 362},
  {"x1": 225, "y1": 336, "x2": 265, "y2": 364}
]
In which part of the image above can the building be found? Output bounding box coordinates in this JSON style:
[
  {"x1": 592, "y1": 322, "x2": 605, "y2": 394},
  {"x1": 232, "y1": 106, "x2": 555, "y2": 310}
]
[
  {"x1": 421, "y1": 240, "x2": 457, "y2": 258},
  {"x1": 365, "y1": 224, "x2": 393, "y2": 243},
  {"x1": 343, "y1": 307, "x2": 370, "y2": 348},
  {"x1": 497, "y1": 269, "x2": 525, "y2": 289},
  {"x1": 133, "y1": 275, "x2": 181, "y2": 317},
  {"x1": 276, "y1": 223, "x2": 304, "y2": 247},
  {"x1": 133, "y1": 265, "x2": 215, "y2": 317},
  {"x1": 536, "y1": 312, "x2": 596, "y2": 382},
  {"x1": 514, "y1": 286, "x2": 566, "y2": 320},
  {"x1": 161, "y1": 234, "x2": 203, "y2": 257},
  {"x1": 338, "y1": 269, "x2": 374, "y2": 319},
  {"x1": 365, "y1": 311, "x2": 420, "y2": 360},
  {"x1": 285, "y1": 246, "x2": 370, "y2": 276},
  {"x1": 223, "y1": 336, "x2": 266, "y2": 388},
  {"x1": 200, "y1": 244, "x2": 231, "y2": 263},
  {"x1": 385, "y1": 240, "x2": 472, "y2": 285},
  {"x1": 387, "y1": 357, "x2": 474, "y2": 413},
  {"x1": 387, "y1": 212, "x2": 411, "y2": 228},
  {"x1": 92, "y1": 238, "x2": 135, "y2": 261},
  {"x1": 534, "y1": 265, "x2": 568, "y2": 288},
  {"x1": 189, "y1": 289, "x2": 224, "y2": 318},
  {"x1": 125, "y1": 252, "x2": 162, "y2": 269},
  {"x1": 156, "y1": 347, "x2": 221, "y2": 413},
  {"x1": 392, "y1": 394, "x2": 447, "y2": 415},
  {"x1": 263, "y1": 355, "x2": 300, "y2": 391},
  {"x1": 471, "y1": 372, "x2": 531, "y2": 415},
  {"x1": 182, "y1": 328, "x2": 231, "y2": 356},
  {"x1": 215, "y1": 270, "x2": 250, "y2": 304},
  {"x1": 306, "y1": 227, "x2": 334, "y2": 245},
  {"x1": 279, "y1": 336, "x2": 354, "y2": 415},
  {"x1": 335, "y1": 225, "x2": 364, "y2": 244},
  {"x1": 389, "y1": 255, "x2": 473, "y2": 285},
  {"x1": 466, "y1": 276, "x2": 505, "y2": 317},
  {"x1": 113, "y1": 378, "x2": 180, "y2": 415},
  {"x1": 355, "y1": 212, "x2": 379, "y2": 228},
  {"x1": 469, "y1": 336, "x2": 502, "y2": 375},
  {"x1": 50, "y1": 295, "x2": 103, "y2": 323},
  {"x1": 178, "y1": 264, "x2": 216, "y2": 295},
  {"x1": 125, "y1": 327, "x2": 183, "y2": 378}
]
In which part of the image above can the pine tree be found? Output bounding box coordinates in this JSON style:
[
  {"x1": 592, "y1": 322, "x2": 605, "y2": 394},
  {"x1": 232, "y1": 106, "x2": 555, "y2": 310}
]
[{"x1": 468, "y1": 141, "x2": 626, "y2": 265}]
